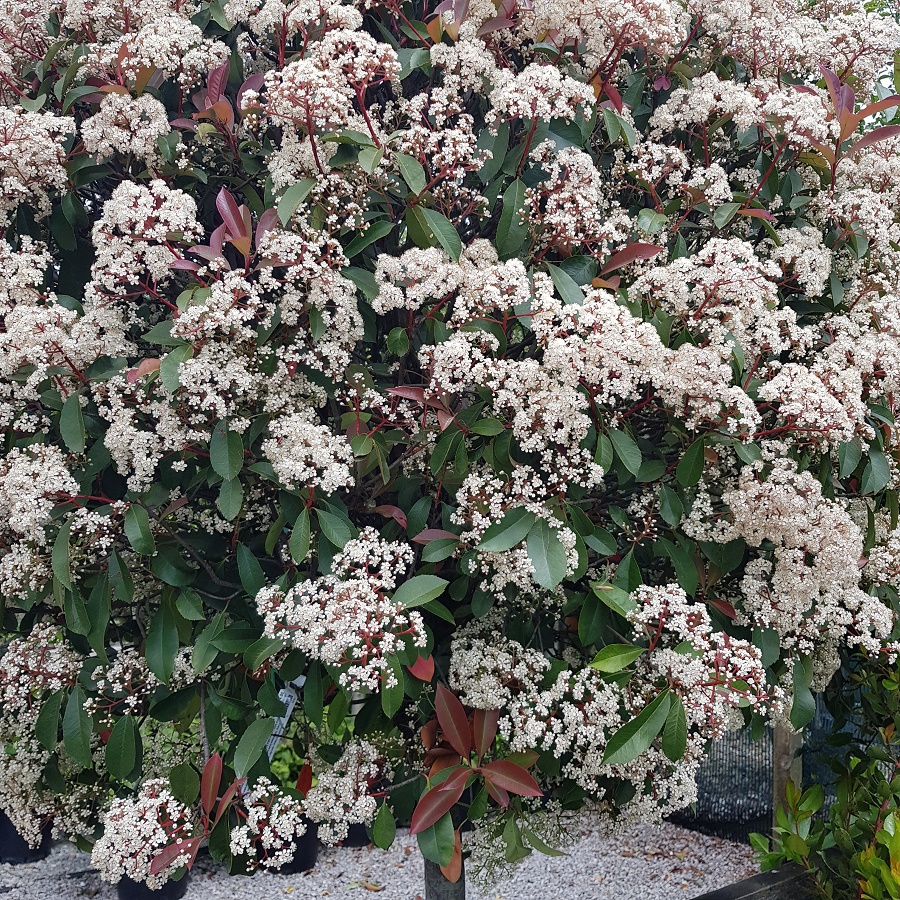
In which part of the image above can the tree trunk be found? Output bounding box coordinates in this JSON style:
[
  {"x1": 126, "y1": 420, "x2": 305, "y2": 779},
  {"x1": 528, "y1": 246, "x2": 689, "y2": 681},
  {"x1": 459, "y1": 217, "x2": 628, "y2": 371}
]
[{"x1": 424, "y1": 857, "x2": 465, "y2": 900}]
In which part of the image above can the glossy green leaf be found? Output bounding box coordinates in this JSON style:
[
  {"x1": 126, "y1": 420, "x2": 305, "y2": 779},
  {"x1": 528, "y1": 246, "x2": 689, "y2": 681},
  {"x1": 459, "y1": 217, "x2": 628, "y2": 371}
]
[
  {"x1": 60, "y1": 392, "x2": 86, "y2": 453},
  {"x1": 393, "y1": 574, "x2": 449, "y2": 608},
  {"x1": 277, "y1": 178, "x2": 317, "y2": 225},
  {"x1": 124, "y1": 504, "x2": 155, "y2": 555},
  {"x1": 421, "y1": 208, "x2": 462, "y2": 262},
  {"x1": 289, "y1": 509, "x2": 311, "y2": 562},
  {"x1": 417, "y1": 811, "x2": 455, "y2": 866},
  {"x1": 63, "y1": 685, "x2": 93, "y2": 769},
  {"x1": 526, "y1": 518, "x2": 567, "y2": 589},
  {"x1": 662, "y1": 695, "x2": 687, "y2": 762},
  {"x1": 676, "y1": 438, "x2": 705, "y2": 487},
  {"x1": 373, "y1": 802, "x2": 397, "y2": 849},
  {"x1": 146, "y1": 599, "x2": 179, "y2": 683},
  {"x1": 106, "y1": 714, "x2": 139, "y2": 782},
  {"x1": 210, "y1": 421, "x2": 243, "y2": 481},
  {"x1": 233, "y1": 718, "x2": 275, "y2": 778},
  {"x1": 590, "y1": 644, "x2": 644, "y2": 673},
  {"x1": 396, "y1": 152, "x2": 427, "y2": 195},
  {"x1": 497, "y1": 178, "x2": 528, "y2": 258},
  {"x1": 608, "y1": 428, "x2": 642, "y2": 477},
  {"x1": 477, "y1": 507, "x2": 536, "y2": 552},
  {"x1": 602, "y1": 691, "x2": 672, "y2": 767}
]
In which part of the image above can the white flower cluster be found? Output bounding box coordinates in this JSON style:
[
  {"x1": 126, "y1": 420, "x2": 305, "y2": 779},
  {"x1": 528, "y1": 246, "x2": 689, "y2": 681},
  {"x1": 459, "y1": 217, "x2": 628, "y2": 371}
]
[
  {"x1": 92, "y1": 780, "x2": 196, "y2": 888},
  {"x1": 303, "y1": 740, "x2": 385, "y2": 845},
  {"x1": 0, "y1": 625, "x2": 83, "y2": 847},
  {"x1": 229, "y1": 777, "x2": 307, "y2": 870},
  {"x1": 256, "y1": 528, "x2": 426, "y2": 690}
]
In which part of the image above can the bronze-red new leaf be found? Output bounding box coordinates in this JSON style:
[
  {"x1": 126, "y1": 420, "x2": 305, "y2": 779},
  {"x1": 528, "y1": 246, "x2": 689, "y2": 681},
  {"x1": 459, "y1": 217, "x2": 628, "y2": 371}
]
[
  {"x1": 480, "y1": 760, "x2": 542, "y2": 798},
  {"x1": 435, "y1": 683, "x2": 472, "y2": 759},
  {"x1": 200, "y1": 753, "x2": 222, "y2": 816},
  {"x1": 472, "y1": 708, "x2": 500, "y2": 757},
  {"x1": 410, "y1": 778, "x2": 467, "y2": 834}
]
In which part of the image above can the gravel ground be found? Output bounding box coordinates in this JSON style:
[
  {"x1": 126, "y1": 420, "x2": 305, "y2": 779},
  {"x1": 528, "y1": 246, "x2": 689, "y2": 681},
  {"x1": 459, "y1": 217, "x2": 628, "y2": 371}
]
[{"x1": 0, "y1": 822, "x2": 757, "y2": 900}]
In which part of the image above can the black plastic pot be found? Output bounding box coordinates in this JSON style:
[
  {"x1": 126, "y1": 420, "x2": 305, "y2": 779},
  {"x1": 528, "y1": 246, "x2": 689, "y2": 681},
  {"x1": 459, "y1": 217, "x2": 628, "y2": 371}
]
[
  {"x1": 276, "y1": 821, "x2": 319, "y2": 874},
  {"x1": 116, "y1": 872, "x2": 190, "y2": 900},
  {"x1": 341, "y1": 823, "x2": 370, "y2": 847},
  {"x1": 0, "y1": 810, "x2": 51, "y2": 864}
]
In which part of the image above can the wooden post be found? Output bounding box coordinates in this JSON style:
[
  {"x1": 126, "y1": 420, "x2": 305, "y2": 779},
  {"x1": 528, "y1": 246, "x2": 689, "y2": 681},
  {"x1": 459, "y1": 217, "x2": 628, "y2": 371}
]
[{"x1": 771, "y1": 725, "x2": 802, "y2": 829}]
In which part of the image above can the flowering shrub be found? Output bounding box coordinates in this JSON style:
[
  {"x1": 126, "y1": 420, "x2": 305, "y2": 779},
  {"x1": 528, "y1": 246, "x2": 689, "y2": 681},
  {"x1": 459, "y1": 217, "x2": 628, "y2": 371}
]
[{"x1": 2, "y1": 0, "x2": 900, "y2": 890}]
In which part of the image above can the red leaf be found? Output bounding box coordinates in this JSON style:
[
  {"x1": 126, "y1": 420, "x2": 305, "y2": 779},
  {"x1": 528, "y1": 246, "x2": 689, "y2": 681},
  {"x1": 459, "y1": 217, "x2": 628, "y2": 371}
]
[
  {"x1": 169, "y1": 117, "x2": 197, "y2": 131},
  {"x1": 169, "y1": 258, "x2": 200, "y2": 272},
  {"x1": 373, "y1": 505, "x2": 408, "y2": 529},
  {"x1": 127, "y1": 358, "x2": 160, "y2": 382},
  {"x1": 435, "y1": 767, "x2": 470, "y2": 794},
  {"x1": 149, "y1": 838, "x2": 200, "y2": 876},
  {"x1": 437, "y1": 409, "x2": 456, "y2": 431},
  {"x1": 207, "y1": 61, "x2": 230, "y2": 104},
  {"x1": 599, "y1": 242, "x2": 663, "y2": 276},
  {"x1": 200, "y1": 754, "x2": 222, "y2": 815},
  {"x1": 214, "y1": 779, "x2": 241, "y2": 825},
  {"x1": 707, "y1": 597, "x2": 737, "y2": 620},
  {"x1": 479, "y1": 761, "x2": 542, "y2": 798},
  {"x1": 238, "y1": 72, "x2": 266, "y2": 110},
  {"x1": 440, "y1": 830, "x2": 463, "y2": 884},
  {"x1": 412, "y1": 529, "x2": 457, "y2": 544},
  {"x1": 845, "y1": 125, "x2": 900, "y2": 157},
  {"x1": 386, "y1": 386, "x2": 425, "y2": 402},
  {"x1": 408, "y1": 654, "x2": 435, "y2": 682},
  {"x1": 216, "y1": 188, "x2": 247, "y2": 241},
  {"x1": 603, "y1": 81, "x2": 623, "y2": 113},
  {"x1": 296, "y1": 763, "x2": 313, "y2": 798},
  {"x1": 255, "y1": 208, "x2": 279, "y2": 251},
  {"x1": 435, "y1": 684, "x2": 472, "y2": 759},
  {"x1": 476, "y1": 16, "x2": 515, "y2": 36},
  {"x1": 483, "y1": 778, "x2": 510, "y2": 808},
  {"x1": 472, "y1": 709, "x2": 499, "y2": 757},
  {"x1": 409, "y1": 780, "x2": 467, "y2": 834},
  {"x1": 737, "y1": 208, "x2": 777, "y2": 223}
]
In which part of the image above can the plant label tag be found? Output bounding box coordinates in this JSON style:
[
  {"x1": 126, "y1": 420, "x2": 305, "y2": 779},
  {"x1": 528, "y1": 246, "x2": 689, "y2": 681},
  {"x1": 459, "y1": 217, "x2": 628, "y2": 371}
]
[{"x1": 265, "y1": 675, "x2": 306, "y2": 760}]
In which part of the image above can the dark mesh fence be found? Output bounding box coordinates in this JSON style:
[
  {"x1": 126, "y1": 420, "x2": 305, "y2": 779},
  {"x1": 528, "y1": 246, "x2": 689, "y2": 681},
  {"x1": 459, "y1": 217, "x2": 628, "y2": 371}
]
[{"x1": 669, "y1": 699, "x2": 838, "y2": 843}]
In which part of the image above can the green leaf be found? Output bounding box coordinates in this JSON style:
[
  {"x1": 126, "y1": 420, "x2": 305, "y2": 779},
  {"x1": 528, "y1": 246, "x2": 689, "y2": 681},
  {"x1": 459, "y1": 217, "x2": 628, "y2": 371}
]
[
  {"x1": 662, "y1": 695, "x2": 687, "y2": 762},
  {"x1": 578, "y1": 594, "x2": 604, "y2": 645},
  {"x1": 676, "y1": 438, "x2": 705, "y2": 487},
  {"x1": 476, "y1": 507, "x2": 536, "y2": 552},
  {"x1": 497, "y1": 179, "x2": 528, "y2": 258},
  {"x1": 176, "y1": 589, "x2": 205, "y2": 621},
  {"x1": 217, "y1": 477, "x2": 243, "y2": 520},
  {"x1": 526, "y1": 518, "x2": 567, "y2": 589},
  {"x1": 602, "y1": 691, "x2": 672, "y2": 767},
  {"x1": 106, "y1": 714, "x2": 139, "y2": 782},
  {"x1": 637, "y1": 208, "x2": 668, "y2": 234},
  {"x1": 862, "y1": 449, "x2": 891, "y2": 494},
  {"x1": 608, "y1": 428, "x2": 642, "y2": 477},
  {"x1": 304, "y1": 661, "x2": 324, "y2": 727},
  {"x1": 124, "y1": 504, "x2": 156, "y2": 555},
  {"x1": 210, "y1": 421, "x2": 243, "y2": 480},
  {"x1": 316, "y1": 508, "x2": 353, "y2": 548},
  {"x1": 289, "y1": 509, "x2": 311, "y2": 562},
  {"x1": 387, "y1": 327, "x2": 410, "y2": 356},
  {"x1": 52, "y1": 522, "x2": 73, "y2": 590},
  {"x1": 169, "y1": 762, "x2": 200, "y2": 806},
  {"x1": 60, "y1": 392, "x2": 86, "y2": 453},
  {"x1": 790, "y1": 655, "x2": 816, "y2": 730},
  {"x1": 236, "y1": 544, "x2": 266, "y2": 595},
  {"x1": 421, "y1": 209, "x2": 462, "y2": 262},
  {"x1": 160, "y1": 344, "x2": 192, "y2": 393},
  {"x1": 658, "y1": 484, "x2": 684, "y2": 527},
  {"x1": 344, "y1": 220, "x2": 395, "y2": 258},
  {"x1": 713, "y1": 202, "x2": 742, "y2": 229},
  {"x1": 417, "y1": 811, "x2": 455, "y2": 866},
  {"x1": 592, "y1": 582, "x2": 638, "y2": 617},
  {"x1": 358, "y1": 146, "x2": 385, "y2": 174},
  {"x1": 192, "y1": 615, "x2": 224, "y2": 673},
  {"x1": 393, "y1": 574, "x2": 449, "y2": 608},
  {"x1": 146, "y1": 599, "x2": 179, "y2": 683},
  {"x1": 396, "y1": 152, "x2": 427, "y2": 195},
  {"x1": 35, "y1": 690, "x2": 64, "y2": 752},
  {"x1": 381, "y1": 655, "x2": 405, "y2": 718},
  {"x1": 243, "y1": 637, "x2": 284, "y2": 672},
  {"x1": 373, "y1": 803, "x2": 397, "y2": 850},
  {"x1": 63, "y1": 685, "x2": 93, "y2": 769},
  {"x1": 545, "y1": 262, "x2": 585, "y2": 305},
  {"x1": 838, "y1": 440, "x2": 862, "y2": 478},
  {"x1": 590, "y1": 644, "x2": 644, "y2": 673},
  {"x1": 277, "y1": 178, "x2": 317, "y2": 225},
  {"x1": 233, "y1": 718, "x2": 276, "y2": 778}
]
